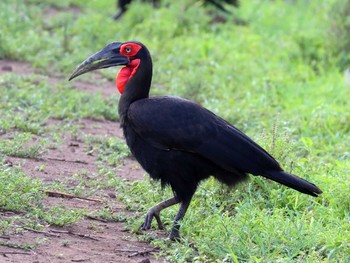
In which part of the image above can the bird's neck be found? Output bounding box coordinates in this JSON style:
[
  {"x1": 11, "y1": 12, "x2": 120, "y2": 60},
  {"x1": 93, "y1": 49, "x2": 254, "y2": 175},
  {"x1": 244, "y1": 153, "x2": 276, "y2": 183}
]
[{"x1": 118, "y1": 58, "x2": 152, "y2": 124}]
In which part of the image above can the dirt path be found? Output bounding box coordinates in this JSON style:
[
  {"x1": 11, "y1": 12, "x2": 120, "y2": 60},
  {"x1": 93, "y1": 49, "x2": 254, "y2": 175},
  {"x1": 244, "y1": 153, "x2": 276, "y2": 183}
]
[{"x1": 0, "y1": 60, "x2": 165, "y2": 263}]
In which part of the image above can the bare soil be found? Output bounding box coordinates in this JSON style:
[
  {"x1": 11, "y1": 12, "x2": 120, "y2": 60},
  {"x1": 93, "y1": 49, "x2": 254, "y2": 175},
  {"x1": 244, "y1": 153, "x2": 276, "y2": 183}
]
[{"x1": 0, "y1": 60, "x2": 166, "y2": 263}]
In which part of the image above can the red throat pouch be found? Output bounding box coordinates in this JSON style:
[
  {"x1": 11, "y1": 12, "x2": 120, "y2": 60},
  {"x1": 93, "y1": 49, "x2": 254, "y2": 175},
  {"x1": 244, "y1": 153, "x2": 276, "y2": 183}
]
[{"x1": 116, "y1": 59, "x2": 140, "y2": 94}]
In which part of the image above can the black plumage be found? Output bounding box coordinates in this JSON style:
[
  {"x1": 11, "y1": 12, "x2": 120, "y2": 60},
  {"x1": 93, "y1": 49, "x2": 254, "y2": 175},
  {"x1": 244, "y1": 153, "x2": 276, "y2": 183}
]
[
  {"x1": 113, "y1": 0, "x2": 160, "y2": 20},
  {"x1": 113, "y1": 0, "x2": 239, "y2": 20},
  {"x1": 69, "y1": 41, "x2": 322, "y2": 240}
]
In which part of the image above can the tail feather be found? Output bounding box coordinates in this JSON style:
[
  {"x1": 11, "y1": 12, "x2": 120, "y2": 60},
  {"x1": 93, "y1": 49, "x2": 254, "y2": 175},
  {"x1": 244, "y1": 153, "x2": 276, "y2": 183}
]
[{"x1": 263, "y1": 171, "x2": 322, "y2": 197}]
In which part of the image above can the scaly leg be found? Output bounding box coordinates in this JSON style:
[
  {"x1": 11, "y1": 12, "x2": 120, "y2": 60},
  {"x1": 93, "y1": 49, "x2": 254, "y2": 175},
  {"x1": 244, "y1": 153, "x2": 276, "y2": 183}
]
[
  {"x1": 168, "y1": 198, "x2": 192, "y2": 240},
  {"x1": 141, "y1": 197, "x2": 179, "y2": 230}
]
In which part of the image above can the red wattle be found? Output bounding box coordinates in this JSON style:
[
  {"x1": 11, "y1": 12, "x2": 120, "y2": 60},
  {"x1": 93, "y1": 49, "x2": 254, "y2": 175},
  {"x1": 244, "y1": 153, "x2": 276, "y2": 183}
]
[
  {"x1": 116, "y1": 59, "x2": 140, "y2": 94},
  {"x1": 116, "y1": 67, "x2": 131, "y2": 94}
]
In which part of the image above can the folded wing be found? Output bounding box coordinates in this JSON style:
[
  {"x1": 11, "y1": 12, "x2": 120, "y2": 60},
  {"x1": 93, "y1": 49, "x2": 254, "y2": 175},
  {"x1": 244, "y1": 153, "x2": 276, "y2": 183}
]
[{"x1": 127, "y1": 96, "x2": 281, "y2": 175}]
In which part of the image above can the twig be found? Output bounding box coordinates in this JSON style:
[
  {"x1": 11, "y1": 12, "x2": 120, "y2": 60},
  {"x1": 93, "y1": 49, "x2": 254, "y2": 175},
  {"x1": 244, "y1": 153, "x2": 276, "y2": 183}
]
[
  {"x1": 50, "y1": 229, "x2": 99, "y2": 241},
  {"x1": 115, "y1": 248, "x2": 140, "y2": 253},
  {"x1": 85, "y1": 215, "x2": 108, "y2": 223},
  {"x1": 23, "y1": 227, "x2": 60, "y2": 237},
  {"x1": 115, "y1": 247, "x2": 160, "y2": 258},
  {"x1": 0, "y1": 236, "x2": 10, "y2": 240},
  {"x1": 44, "y1": 190, "x2": 101, "y2": 203},
  {"x1": 0, "y1": 251, "x2": 31, "y2": 255},
  {"x1": 45, "y1": 157, "x2": 88, "y2": 164},
  {"x1": 73, "y1": 233, "x2": 99, "y2": 241},
  {"x1": 49, "y1": 229, "x2": 69, "y2": 234},
  {"x1": 71, "y1": 259, "x2": 90, "y2": 262},
  {"x1": 50, "y1": 229, "x2": 67, "y2": 234}
]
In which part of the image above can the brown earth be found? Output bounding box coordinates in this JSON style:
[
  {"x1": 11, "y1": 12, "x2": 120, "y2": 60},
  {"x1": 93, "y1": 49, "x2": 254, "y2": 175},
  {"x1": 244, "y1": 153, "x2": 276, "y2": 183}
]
[{"x1": 0, "y1": 60, "x2": 166, "y2": 263}]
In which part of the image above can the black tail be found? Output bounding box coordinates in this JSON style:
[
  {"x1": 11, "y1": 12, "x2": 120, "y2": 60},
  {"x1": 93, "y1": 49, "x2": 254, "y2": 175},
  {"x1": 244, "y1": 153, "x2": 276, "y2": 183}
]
[{"x1": 263, "y1": 171, "x2": 322, "y2": 197}]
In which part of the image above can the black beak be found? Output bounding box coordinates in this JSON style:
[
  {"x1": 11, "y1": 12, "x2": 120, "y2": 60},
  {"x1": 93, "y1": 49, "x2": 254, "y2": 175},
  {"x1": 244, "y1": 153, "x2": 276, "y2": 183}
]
[{"x1": 69, "y1": 42, "x2": 129, "y2": 81}]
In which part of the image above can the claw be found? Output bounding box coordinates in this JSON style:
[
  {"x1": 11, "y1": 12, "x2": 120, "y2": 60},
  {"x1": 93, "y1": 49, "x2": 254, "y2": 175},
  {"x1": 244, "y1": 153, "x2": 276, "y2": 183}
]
[
  {"x1": 140, "y1": 208, "x2": 164, "y2": 230},
  {"x1": 168, "y1": 229, "x2": 180, "y2": 241},
  {"x1": 139, "y1": 197, "x2": 179, "y2": 235},
  {"x1": 154, "y1": 213, "x2": 165, "y2": 229}
]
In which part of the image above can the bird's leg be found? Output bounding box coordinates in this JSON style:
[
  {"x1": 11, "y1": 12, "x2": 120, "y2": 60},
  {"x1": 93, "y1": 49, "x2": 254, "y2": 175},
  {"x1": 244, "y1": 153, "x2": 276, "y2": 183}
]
[
  {"x1": 141, "y1": 197, "x2": 179, "y2": 230},
  {"x1": 168, "y1": 198, "x2": 191, "y2": 241}
]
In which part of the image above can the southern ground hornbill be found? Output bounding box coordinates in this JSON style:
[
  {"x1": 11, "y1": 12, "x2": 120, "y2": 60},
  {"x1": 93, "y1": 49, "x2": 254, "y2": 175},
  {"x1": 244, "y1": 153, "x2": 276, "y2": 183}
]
[
  {"x1": 113, "y1": 0, "x2": 239, "y2": 20},
  {"x1": 69, "y1": 41, "x2": 322, "y2": 240}
]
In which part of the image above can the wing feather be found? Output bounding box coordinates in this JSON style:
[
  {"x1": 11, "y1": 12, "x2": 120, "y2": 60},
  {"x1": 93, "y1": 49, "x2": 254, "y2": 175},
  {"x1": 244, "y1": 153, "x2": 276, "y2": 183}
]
[{"x1": 127, "y1": 96, "x2": 281, "y2": 175}]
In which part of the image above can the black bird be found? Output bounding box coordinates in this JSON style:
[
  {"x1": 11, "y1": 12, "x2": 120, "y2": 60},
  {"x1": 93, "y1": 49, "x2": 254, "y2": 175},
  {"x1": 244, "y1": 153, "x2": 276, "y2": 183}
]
[
  {"x1": 113, "y1": 0, "x2": 160, "y2": 20},
  {"x1": 113, "y1": 0, "x2": 239, "y2": 20},
  {"x1": 69, "y1": 41, "x2": 322, "y2": 240}
]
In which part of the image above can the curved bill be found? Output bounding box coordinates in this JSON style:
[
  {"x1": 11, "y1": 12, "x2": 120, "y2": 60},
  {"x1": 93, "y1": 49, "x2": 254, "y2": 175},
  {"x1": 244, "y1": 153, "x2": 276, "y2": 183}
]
[{"x1": 69, "y1": 42, "x2": 129, "y2": 81}]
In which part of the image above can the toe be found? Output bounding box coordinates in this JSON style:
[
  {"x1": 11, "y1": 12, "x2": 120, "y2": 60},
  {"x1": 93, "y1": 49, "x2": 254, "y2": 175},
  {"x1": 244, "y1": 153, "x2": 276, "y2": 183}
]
[{"x1": 169, "y1": 228, "x2": 180, "y2": 241}]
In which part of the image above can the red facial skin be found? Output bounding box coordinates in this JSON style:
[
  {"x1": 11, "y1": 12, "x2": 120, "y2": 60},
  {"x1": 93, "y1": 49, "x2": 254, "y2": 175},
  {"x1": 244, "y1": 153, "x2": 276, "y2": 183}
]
[{"x1": 116, "y1": 43, "x2": 142, "y2": 93}]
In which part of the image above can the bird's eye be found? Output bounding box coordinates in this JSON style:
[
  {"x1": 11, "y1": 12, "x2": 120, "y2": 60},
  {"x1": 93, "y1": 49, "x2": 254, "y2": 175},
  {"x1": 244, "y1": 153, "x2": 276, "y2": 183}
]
[{"x1": 125, "y1": 47, "x2": 132, "y2": 53}]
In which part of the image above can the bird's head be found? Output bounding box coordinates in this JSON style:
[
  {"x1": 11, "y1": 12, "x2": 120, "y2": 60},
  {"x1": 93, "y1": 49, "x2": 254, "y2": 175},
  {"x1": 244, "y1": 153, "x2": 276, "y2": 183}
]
[{"x1": 69, "y1": 41, "x2": 147, "y2": 94}]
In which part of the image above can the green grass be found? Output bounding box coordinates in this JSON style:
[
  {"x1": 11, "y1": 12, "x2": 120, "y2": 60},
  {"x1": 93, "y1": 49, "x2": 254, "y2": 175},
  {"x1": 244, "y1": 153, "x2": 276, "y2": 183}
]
[
  {"x1": 1, "y1": 0, "x2": 350, "y2": 262},
  {"x1": 0, "y1": 74, "x2": 118, "y2": 124},
  {"x1": 0, "y1": 160, "x2": 86, "y2": 232}
]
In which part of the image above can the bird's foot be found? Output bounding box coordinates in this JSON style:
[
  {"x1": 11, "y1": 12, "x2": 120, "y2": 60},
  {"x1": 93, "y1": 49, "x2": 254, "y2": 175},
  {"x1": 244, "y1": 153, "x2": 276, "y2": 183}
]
[
  {"x1": 168, "y1": 227, "x2": 180, "y2": 241},
  {"x1": 141, "y1": 208, "x2": 164, "y2": 230}
]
